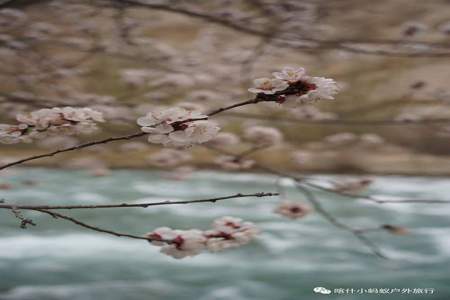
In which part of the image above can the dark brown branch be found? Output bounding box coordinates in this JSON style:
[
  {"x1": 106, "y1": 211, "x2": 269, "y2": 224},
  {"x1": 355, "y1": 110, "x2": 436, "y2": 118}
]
[
  {"x1": 35, "y1": 209, "x2": 152, "y2": 241},
  {"x1": 207, "y1": 98, "x2": 261, "y2": 117},
  {"x1": 0, "y1": 131, "x2": 146, "y2": 170},
  {"x1": 0, "y1": 192, "x2": 278, "y2": 210}
]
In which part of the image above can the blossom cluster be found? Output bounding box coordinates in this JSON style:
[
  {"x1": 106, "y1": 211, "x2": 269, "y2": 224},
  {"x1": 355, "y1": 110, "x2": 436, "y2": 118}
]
[
  {"x1": 0, "y1": 107, "x2": 104, "y2": 144},
  {"x1": 137, "y1": 107, "x2": 219, "y2": 148},
  {"x1": 248, "y1": 67, "x2": 339, "y2": 106},
  {"x1": 145, "y1": 216, "x2": 259, "y2": 259}
]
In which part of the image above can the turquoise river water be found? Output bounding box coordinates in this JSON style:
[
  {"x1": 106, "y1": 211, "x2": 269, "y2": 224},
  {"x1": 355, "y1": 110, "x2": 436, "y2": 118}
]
[{"x1": 0, "y1": 169, "x2": 449, "y2": 300}]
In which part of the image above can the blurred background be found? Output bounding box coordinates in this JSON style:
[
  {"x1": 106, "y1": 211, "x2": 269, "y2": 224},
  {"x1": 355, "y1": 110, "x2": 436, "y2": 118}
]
[{"x1": 0, "y1": 0, "x2": 449, "y2": 175}]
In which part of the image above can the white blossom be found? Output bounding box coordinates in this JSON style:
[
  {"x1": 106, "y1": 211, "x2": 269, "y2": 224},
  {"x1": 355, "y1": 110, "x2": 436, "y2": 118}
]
[
  {"x1": 273, "y1": 66, "x2": 306, "y2": 83},
  {"x1": 0, "y1": 124, "x2": 27, "y2": 144},
  {"x1": 243, "y1": 126, "x2": 283, "y2": 146},
  {"x1": 248, "y1": 67, "x2": 339, "y2": 104},
  {"x1": 145, "y1": 227, "x2": 178, "y2": 246},
  {"x1": 145, "y1": 227, "x2": 206, "y2": 259},
  {"x1": 0, "y1": 107, "x2": 104, "y2": 144},
  {"x1": 177, "y1": 102, "x2": 205, "y2": 112},
  {"x1": 165, "y1": 120, "x2": 220, "y2": 147},
  {"x1": 138, "y1": 107, "x2": 219, "y2": 147},
  {"x1": 248, "y1": 77, "x2": 289, "y2": 95},
  {"x1": 286, "y1": 76, "x2": 339, "y2": 105},
  {"x1": 214, "y1": 155, "x2": 255, "y2": 171},
  {"x1": 205, "y1": 216, "x2": 259, "y2": 252},
  {"x1": 274, "y1": 201, "x2": 312, "y2": 219}
]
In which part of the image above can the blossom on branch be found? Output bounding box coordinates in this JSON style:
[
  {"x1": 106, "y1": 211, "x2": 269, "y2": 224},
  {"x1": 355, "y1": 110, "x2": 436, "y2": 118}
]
[
  {"x1": 137, "y1": 107, "x2": 220, "y2": 147},
  {"x1": 285, "y1": 76, "x2": 339, "y2": 105},
  {"x1": 145, "y1": 216, "x2": 259, "y2": 259},
  {"x1": 273, "y1": 67, "x2": 306, "y2": 83},
  {"x1": 146, "y1": 227, "x2": 206, "y2": 259},
  {"x1": 205, "y1": 216, "x2": 259, "y2": 252},
  {"x1": 0, "y1": 107, "x2": 104, "y2": 144},
  {"x1": 248, "y1": 67, "x2": 339, "y2": 106},
  {"x1": 248, "y1": 77, "x2": 289, "y2": 95}
]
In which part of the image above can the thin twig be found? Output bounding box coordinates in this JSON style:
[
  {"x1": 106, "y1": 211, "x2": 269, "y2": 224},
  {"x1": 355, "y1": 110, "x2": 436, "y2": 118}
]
[
  {"x1": 35, "y1": 209, "x2": 152, "y2": 241},
  {"x1": 303, "y1": 181, "x2": 450, "y2": 204},
  {"x1": 0, "y1": 192, "x2": 278, "y2": 210},
  {"x1": 296, "y1": 183, "x2": 387, "y2": 259},
  {"x1": 0, "y1": 131, "x2": 146, "y2": 170},
  {"x1": 207, "y1": 98, "x2": 260, "y2": 117}
]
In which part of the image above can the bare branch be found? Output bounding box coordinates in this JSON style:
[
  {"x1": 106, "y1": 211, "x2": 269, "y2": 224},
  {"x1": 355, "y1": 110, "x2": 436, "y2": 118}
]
[
  {"x1": 0, "y1": 192, "x2": 279, "y2": 210},
  {"x1": 10, "y1": 206, "x2": 36, "y2": 229},
  {"x1": 35, "y1": 209, "x2": 152, "y2": 241},
  {"x1": 296, "y1": 183, "x2": 387, "y2": 259},
  {"x1": 303, "y1": 181, "x2": 450, "y2": 204},
  {"x1": 0, "y1": 131, "x2": 146, "y2": 170}
]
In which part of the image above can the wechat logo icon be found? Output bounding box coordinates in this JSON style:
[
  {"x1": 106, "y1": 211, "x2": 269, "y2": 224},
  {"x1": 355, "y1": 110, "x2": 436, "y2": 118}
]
[{"x1": 313, "y1": 287, "x2": 332, "y2": 295}]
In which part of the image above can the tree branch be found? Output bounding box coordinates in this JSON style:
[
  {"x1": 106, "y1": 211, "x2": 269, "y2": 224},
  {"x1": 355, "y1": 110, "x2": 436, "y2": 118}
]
[
  {"x1": 296, "y1": 183, "x2": 387, "y2": 259},
  {"x1": 0, "y1": 131, "x2": 146, "y2": 170},
  {"x1": 0, "y1": 96, "x2": 263, "y2": 170},
  {"x1": 35, "y1": 209, "x2": 153, "y2": 241},
  {"x1": 0, "y1": 192, "x2": 279, "y2": 210}
]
